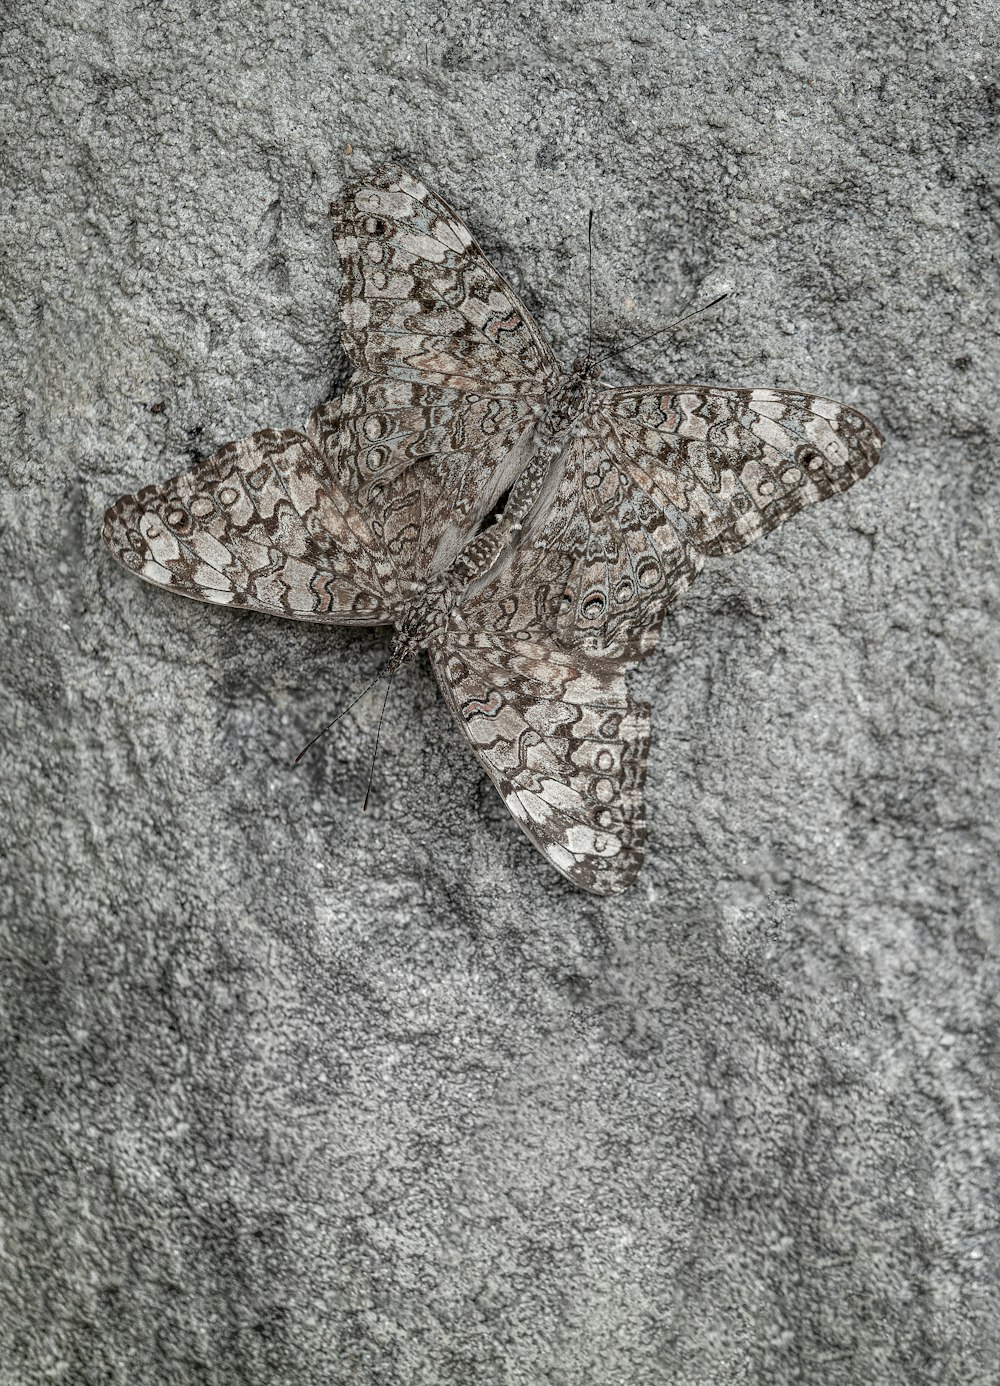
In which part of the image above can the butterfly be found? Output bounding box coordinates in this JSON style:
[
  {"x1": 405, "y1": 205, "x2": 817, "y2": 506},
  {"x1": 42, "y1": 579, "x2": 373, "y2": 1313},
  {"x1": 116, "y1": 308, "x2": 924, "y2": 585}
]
[{"x1": 103, "y1": 162, "x2": 883, "y2": 895}]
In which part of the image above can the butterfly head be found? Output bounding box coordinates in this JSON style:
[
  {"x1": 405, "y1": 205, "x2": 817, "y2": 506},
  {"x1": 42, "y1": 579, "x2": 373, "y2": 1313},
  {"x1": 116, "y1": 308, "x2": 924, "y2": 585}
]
[
  {"x1": 386, "y1": 638, "x2": 420, "y2": 674},
  {"x1": 387, "y1": 609, "x2": 443, "y2": 670},
  {"x1": 571, "y1": 352, "x2": 600, "y2": 380}
]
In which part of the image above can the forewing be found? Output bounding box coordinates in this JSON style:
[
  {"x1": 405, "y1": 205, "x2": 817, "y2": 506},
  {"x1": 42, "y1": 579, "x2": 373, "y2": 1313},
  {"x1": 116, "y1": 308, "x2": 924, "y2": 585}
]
[
  {"x1": 331, "y1": 163, "x2": 559, "y2": 574},
  {"x1": 605, "y1": 384, "x2": 882, "y2": 556},
  {"x1": 332, "y1": 162, "x2": 557, "y2": 387},
  {"x1": 103, "y1": 404, "x2": 402, "y2": 623},
  {"x1": 460, "y1": 385, "x2": 882, "y2": 648},
  {"x1": 432, "y1": 635, "x2": 650, "y2": 895}
]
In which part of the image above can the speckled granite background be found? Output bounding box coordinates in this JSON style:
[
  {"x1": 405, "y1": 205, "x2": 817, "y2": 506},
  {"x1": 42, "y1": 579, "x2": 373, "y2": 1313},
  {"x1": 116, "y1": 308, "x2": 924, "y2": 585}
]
[{"x1": 1, "y1": 1, "x2": 997, "y2": 1382}]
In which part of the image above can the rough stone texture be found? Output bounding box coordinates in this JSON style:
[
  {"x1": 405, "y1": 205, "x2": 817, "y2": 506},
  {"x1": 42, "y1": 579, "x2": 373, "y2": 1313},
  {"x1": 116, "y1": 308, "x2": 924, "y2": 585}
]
[{"x1": 1, "y1": 1, "x2": 997, "y2": 1382}]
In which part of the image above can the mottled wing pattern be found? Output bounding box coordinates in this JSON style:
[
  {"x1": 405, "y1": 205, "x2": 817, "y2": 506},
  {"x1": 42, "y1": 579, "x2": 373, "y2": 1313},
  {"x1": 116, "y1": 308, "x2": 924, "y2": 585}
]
[
  {"x1": 442, "y1": 386, "x2": 880, "y2": 889},
  {"x1": 432, "y1": 634, "x2": 651, "y2": 894},
  {"x1": 462, "y1": 386, "x2": 882, "y2": 650},
  {"x1": 103, "y1": 405, "x2": 402, "y2": 622},
  {"x1": 333, "y1": 163, "x2": 555, "y2": 387},
  {"x1": 460, "y1": 429, "x2": 699, "y2": 654},
  {"x1": 305, "y1": 399, "x2": 342, "y2": 472},
  {"x1": 102, "y1": 158, "x2": 884, "y2": 897},
  {"x1": 330, "y1": 163, "x2": 559, "y2": 575},
  {"x1": 607, "y1": 384, "x2": 882, "y2": 558}
]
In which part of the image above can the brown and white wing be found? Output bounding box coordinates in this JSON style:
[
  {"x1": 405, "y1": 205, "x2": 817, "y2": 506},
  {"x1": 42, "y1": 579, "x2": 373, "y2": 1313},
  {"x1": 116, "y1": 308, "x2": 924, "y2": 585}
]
[
  {"x1": 459, "y1": 385, "x2": 882, "y2": 650},
  {"x1": 432, "y1": 634, "x2": 651, "y2": 895},
  {"x1": 604, "y1": 384, "x2": 882, "y2": 557},
  {"x1": 330, "y1": 163, "x2": 560, "y2": 576},
  {"x1": 103, "y1": 404, "x2": 402, "y2": 622}
]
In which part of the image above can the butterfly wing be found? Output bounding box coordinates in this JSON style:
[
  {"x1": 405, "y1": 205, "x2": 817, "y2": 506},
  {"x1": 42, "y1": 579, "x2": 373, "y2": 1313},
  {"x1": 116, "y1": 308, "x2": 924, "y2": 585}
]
[
  {"x1": 460, "y1": 385, "x2": 883, "y2": 649},
  {"x1": 103, "y1": 404, "x2": 403, "y2": 622},
  {"x1": 432, "y1": 633, "x2": 652, "y2": 894},
  {"x1": 604, "y1": 383, "x2": 882, "y2": 557},
  {"x1": 438, "y1": 386, "x2": 880, "y2": 890},
  {"x1": 330, "y1": 163, "x2": 559, "y2": 575}
]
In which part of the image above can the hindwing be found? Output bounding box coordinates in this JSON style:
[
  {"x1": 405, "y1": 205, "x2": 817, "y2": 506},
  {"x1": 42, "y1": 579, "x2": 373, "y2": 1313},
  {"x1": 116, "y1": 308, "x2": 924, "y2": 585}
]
[
  {"x1": 103, "y1": 404, "x2": 401, "y2": 622},
  {"x1": 432, "y1": 635, "x2": 650, "y2": 894}
]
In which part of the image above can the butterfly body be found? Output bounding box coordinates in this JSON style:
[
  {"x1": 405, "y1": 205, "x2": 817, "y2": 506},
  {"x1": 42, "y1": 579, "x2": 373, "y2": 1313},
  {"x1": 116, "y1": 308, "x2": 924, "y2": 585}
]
[{"x1": 103, "y1": 162, "x2": 882, "y2": 894}]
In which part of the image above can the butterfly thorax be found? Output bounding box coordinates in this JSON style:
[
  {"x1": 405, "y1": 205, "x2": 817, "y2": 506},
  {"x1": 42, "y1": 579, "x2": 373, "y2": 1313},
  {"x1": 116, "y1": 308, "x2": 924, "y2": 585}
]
[
  {"x1": 388, "y1": 575, "x2": 460, "y2": 668},
  {"x1": 539, "y1": 368, "x2": 598, "y2": 440}
]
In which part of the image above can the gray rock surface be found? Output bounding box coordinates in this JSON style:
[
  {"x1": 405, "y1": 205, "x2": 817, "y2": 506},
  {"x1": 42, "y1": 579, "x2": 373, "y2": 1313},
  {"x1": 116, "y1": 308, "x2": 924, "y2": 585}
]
[{"x1": 2, "y1": 1, "x2": 997, "y2": 1381}]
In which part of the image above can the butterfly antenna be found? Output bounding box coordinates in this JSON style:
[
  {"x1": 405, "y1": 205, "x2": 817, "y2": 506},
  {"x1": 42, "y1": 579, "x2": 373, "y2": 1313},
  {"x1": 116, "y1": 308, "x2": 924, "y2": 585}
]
[
  {"x1": 362, "y1": 668, "x2": 395, "y2": 812},
  {"x1": 596, "y1": 292, "x2": 729, "y2": 368},
  {"x1": 587, "y1": 209, "x2": 595, "y2": 364},
  {"x1": 292, "y1": 671, "x2": 384, "y2": 766}
]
